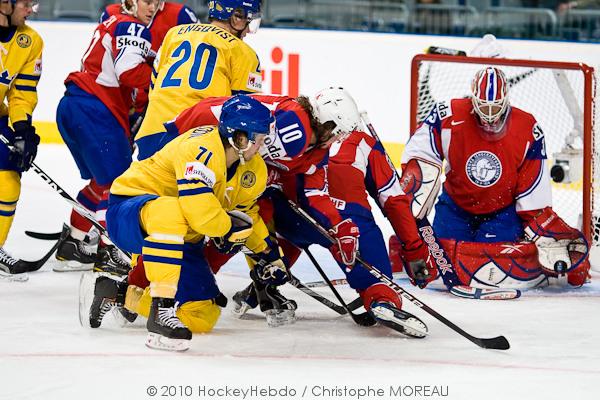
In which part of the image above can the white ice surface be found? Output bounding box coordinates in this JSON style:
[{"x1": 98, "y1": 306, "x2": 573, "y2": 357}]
[{"x1": 1, "y1": 145, "x2": 599, "y2": 400}]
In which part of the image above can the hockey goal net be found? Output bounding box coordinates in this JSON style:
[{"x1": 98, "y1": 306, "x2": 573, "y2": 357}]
[{"x1": 410, "y1": 54, "x2": 599, "y2": 266}]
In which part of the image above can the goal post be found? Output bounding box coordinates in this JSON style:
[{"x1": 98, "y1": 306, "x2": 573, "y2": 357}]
[{"x1": 409, "y1": 54, "x2": 598, "y2": 259}]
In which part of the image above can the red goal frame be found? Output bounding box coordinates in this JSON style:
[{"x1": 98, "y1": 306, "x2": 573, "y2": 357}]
[{"x1": 410, "y1": 54, "x2": 596, "y2": 243}]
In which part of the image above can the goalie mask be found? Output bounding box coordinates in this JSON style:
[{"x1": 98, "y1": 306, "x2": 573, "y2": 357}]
[
  {"x1": 309, "y1": 87, "x2": 361, "y2": 142},
  {"x1": 471, "y1": 67, "x2": 511, "y2": 137}
]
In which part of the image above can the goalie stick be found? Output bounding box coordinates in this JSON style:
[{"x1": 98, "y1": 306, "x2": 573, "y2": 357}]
[
  {"x1": 359, "y1": 112, "x2": 521, "y2": 301},
  {"x1": 288, "y1": 199, "x2": 510, "y2": 350}
]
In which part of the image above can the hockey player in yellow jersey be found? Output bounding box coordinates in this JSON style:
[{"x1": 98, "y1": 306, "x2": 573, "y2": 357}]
[
  {"x1": 0, "y1": 0, "x2": 42, "y2": 279},
  {"x1": 135, "y1": 0, "x2": 263, "y2": 160},
  {"x1": 101, "y1": 96, "x2": 280, "y2": 351}
]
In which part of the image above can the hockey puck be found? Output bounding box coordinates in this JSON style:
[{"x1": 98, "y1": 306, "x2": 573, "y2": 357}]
[{"x1": 554, "y1": 260, "x2": 568, "y2": 274}]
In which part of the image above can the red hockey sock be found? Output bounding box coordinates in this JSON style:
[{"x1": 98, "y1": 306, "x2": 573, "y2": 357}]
[
  {"x1": 128, "y1": 255, "x2": 150, "y2": 289},
  {"x1": 359, "y1": 283, "x2": 402, "y2": 311}
]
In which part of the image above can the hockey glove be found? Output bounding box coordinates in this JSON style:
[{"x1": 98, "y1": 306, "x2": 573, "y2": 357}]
[
  {"x1": 329, "y1": 219, "x2": 360, "y2": 267},
  {"x1": 249, "y1": 247, "x2": 290, "y2": 286},
  {"x1": 9, "y1": 121, "x2": 40, "y2": 172},
  {"x1": 212, "y1": 211, "x2": 253, "y2": 255},
  {"x1": 402, "y1": 240, "x2": 438, "y2": 289}
]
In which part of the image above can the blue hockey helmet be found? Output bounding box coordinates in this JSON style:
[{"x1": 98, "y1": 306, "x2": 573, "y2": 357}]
[
  {"x1": 208, "y1": 0, "x2": 261, "y2": 21},
  {"x1": 219, "y1": 95, "x2": 274, "y2": 145}
]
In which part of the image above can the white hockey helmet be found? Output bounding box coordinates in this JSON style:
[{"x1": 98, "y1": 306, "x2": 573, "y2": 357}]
[
  {"x1": 309, "y1": 87, "x2": 361, "y2": 140},
  {"x1": 471, "y1": 66, "x2": 511, "y2": 135}
]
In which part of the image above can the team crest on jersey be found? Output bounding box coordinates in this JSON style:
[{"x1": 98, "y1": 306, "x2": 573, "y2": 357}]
[
  {"x1": 17, "y1": 34, "x2": 32, "y2": 48},
  {"x1": 465, "y1": 151, "x2": 502, "y2": 187},
  {"x1": 241, "y1": 171, "x2": 256, "y2": 188}
]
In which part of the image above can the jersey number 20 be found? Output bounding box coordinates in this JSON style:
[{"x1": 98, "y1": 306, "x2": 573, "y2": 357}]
[{"x1": 162, "y1": 41, "x2": 217, "y2": 90}]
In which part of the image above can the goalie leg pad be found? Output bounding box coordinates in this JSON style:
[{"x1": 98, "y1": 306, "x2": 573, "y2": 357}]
[{"x1": 452, "y1": 240, "x2": 546, "y2": 289}]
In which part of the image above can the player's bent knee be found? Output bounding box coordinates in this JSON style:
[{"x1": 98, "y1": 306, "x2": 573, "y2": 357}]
[
  {"x1": 140, "y1": 197, "x2": 189, "y2": 237},
  {"x1": 177, "y1": 300, "x2": 221, "y2": 333}
]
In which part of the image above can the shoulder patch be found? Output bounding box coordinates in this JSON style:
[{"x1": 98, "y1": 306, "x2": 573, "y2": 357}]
[
  {"x1": 17, "y1": 34, "x2": 31, "y2": 48},
  {"x1": 241, "y1": 171, "x2": 256, "y2": 188},
  {"x1": 184, "y1": 162, "x2": 216, "y2": 187}
]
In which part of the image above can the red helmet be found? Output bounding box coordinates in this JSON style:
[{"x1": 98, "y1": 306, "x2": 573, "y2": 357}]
[{"x1": 471, "y1": 67, "x2": 511, "y2": 136}]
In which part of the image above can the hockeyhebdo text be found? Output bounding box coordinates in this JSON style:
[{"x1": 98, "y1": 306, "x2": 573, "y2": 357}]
[{"x1": 145, "y1": 384, "x2": 450, "y2": 399}]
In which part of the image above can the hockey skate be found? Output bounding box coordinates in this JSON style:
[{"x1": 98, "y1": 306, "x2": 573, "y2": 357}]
[
  {"x1": 369, "y1": 301, "x2": 428, "y2": 338},
  {"x1": 0, "y1": 248, "x2": 30, "y2": 282},
  {"x1": 231, "y1": 283, "x2": 258, "y2": 318},
  {"x1": 146, "y1": 297, "x2": 192, "y2": 352},
  {"x1": 256, "y1": 282, "x2": 297, "y2": 328},
  {"x1": 89, "y1": 276, "x2": 137, "y2": 328},
  {"x1": 93, "y1": 245, "x2": 131, "y2": 279},
  {"x1": 54, "y1": 224, "x2": 97, "y2": 272}
]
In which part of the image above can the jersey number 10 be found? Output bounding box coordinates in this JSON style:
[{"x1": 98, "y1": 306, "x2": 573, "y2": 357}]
[{"x1": 161, "y1": 41, "x2": 217, "y2": 90}]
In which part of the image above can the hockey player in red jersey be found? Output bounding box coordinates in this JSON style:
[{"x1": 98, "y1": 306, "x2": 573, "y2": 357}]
[
  {"x1": 392, "y1": 66, "x2": 591, "y2": 291},
  {"x1": 100, "y1": 1, "x2": 197, "y2": 127},
  {"x1": 119, "y1": 89, "x2": 361, "y2": 326},
  {"x1": 55, "y1": 0, "x2": 160, "y2": 272}
]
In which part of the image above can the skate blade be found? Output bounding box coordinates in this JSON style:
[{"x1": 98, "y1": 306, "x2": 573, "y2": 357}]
[
  {"x1": 112, "y1": 307, "x2": 138, "y2": 327},
  {"x1": 231, "y1": 302, "x2": 253, "y2": 318},
  {"x1": 145, "y1": 332, "x2": 190, "y2": 352},
  {"x1": 78, "y1": 271, "x2": 95, "y2": 327},
  {"x1": 371, "y1": 306, "x2": 428, "y2": 339},
  {"x1": 54, "y1": 261, "x2": 93, "y2": 272},
  {"x1": 0, "y1": 271, "x2": 29, "y2": 282},
  {"x1": 265, "y1": 309, "x2": 296, "y2": 328}
]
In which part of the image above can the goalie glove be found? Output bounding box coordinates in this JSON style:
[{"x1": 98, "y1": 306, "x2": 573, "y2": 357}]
[
  {"x1": 402, "y1": 240, "x2": 438, "y2": 289},
  {"x1": 524, "y1": 208, "x2": 589, "y2": 276},
  {"x1": 329, "y1": 219, "x2": 360, "y2": 267},
  {"x1": 212, "y1": 211, "x2": 253, "y2": 255},
  {"x1": 249, "y1": 247, "x2": 290, "y2": 286}
]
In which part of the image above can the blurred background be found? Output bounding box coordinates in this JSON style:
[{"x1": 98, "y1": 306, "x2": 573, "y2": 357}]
[{"x1": 30, "y1": 0, "x2": 600, "y2": 42}]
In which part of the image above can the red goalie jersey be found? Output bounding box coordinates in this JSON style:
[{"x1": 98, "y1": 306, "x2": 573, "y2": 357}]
[{"x1": 402, "y1": 98, "x2": 551, "y2": 221}]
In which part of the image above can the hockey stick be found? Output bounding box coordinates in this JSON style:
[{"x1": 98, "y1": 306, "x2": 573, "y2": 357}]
[
  {"x1": 0, "y1": 134, "x2": 131, "y2": 261},
  {"x1": 24, "y1": 230, "x2": 62, "y2": 240},
  {"x1": 289, "y1": 199, "x2": 510, "y2": 350},
  {"x1": 304, "y1": 271, "x2": 405, "y2": 288},
  {"x1": 359, "y1": 112, "x2": 520, "y2": 301},
  {"x1": 288, "y1": 273, "x2": 348, "y2": 315},
  {"x1": 302, "y1": 246, "x2": 376, "y2": 327},
  {"x1": 244, "y1": 250, "x2": 351, "y2": 316}
]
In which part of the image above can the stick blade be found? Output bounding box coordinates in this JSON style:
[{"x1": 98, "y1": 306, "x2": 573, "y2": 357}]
[
  {"x1": 476, "y1": 335, "x2": 510, "y2": 350},
  {"x1": 25, "y1": 230, "x2": 62, "y2": 240}
]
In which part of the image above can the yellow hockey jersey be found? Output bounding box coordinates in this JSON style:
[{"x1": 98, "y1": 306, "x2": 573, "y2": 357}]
[
  {"x1": 0, "y1": 24, "x2": 43, "y2": 123},
  {"x1": 111, "y1": 126, "x2": 269, "y2": 253},
  {"x1": 137, "y1": 24, "x2": 262, "y2": 141}
]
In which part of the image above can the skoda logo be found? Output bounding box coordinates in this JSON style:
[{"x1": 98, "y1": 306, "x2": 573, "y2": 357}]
[{"x1": 465, "y1": 151, "x2": 502, "y2": 187}]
